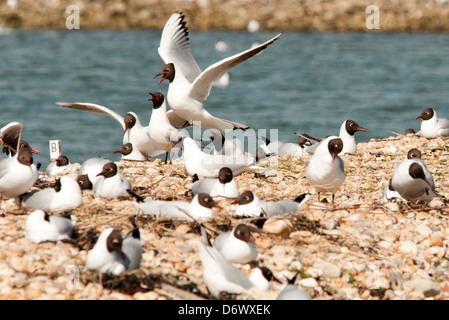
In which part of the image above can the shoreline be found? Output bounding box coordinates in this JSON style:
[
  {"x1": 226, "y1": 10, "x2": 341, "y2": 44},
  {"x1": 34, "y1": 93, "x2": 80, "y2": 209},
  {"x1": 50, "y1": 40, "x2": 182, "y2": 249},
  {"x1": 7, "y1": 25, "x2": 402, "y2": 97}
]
[{"x1": 1, "y1": 0, "x2": 449, "y2": 32}]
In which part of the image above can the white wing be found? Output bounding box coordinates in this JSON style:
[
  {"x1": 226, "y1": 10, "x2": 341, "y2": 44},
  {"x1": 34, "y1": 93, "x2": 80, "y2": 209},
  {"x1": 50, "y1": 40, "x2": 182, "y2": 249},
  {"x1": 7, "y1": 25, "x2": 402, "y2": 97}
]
[
  {"x1": 158, "y1": 12, "x2": 202, "y2": 83},
  {"x1": 1, "y1": 122, "x2": 23, "y2": 153},
  {"x1": 55, "y1": 102, "x2": 125, "y2": 130},
  {"x1": 188, "y1": 33, "x2": 282, "y2": 102},
  {"x1": 22, "y1": 188, "x2": 58, "y2": 210}
]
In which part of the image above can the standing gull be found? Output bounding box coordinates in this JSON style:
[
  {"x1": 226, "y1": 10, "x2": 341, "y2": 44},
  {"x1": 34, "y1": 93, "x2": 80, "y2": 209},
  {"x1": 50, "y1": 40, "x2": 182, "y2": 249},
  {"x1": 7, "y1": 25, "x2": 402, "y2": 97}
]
[
  {"x1": 147, "y1": 92, "x2": 187, "y2": 163},
  {"x1": 305, "y1": 136, "x2": 345, "y2": 204},
  {"x1": 0, "y1": 148, "x2": 39, "y2": 213}
]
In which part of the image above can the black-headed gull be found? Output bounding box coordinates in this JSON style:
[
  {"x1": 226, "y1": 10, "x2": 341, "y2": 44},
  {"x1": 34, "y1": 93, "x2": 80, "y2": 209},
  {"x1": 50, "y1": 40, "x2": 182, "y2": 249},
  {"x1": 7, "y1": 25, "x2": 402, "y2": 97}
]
[
  {"x1": 113, "y1": 142, "x2": 147, "y2": 161},
  {"x1": 77, "y1": 174, "x2": 93, "y2": 190},
  {"x1": 55, "y1": 102, "x2": 163, "y2": 160},
  {"x1": 212, "y1": 224, "x2": 258, "y2": 264},
  {"x1": 338, "y1": 120, "x2": 366, "y2": 155},
  {"x1": 390, "y1": 159, "x2": 435, "y2": 204},
  {"x1": 85, "y1": 227, "x2": 130, "y2": 275},
  {"x1": 210, "y1": 130, "x2": 245, "y2": 157},
  {"x1": 191, "y1": 167, "x2": 240, "y2": 199},
  {"x1": 134, "y1": 193, "x2": 221, "y2": 221},
  {"x1": 122, "y1": 226, "x2": 141, "y2": 271},
  {"x1": 196, "y1": 226, "x2": 278, "y2": 297},
  {"x1": 78, "y1": 157, "x2": 111, "y2": 189},
  {"x1": 182, "y1": 137, "x2": 264, "y2": 178},
  {"x1": 45, "y1": 155, "x2": 70, "y2": 177},
  {"x1": 1, "y1": 122, "x2": 23, "y2": 155},
  {"x1": 415, "y1": 108, "x2": 449, "y2": 138},
  {"x1": 382, "y1": 148, "x2": 435, "y2": 204},
  {"x1": 248, "y1": 265, "x2": 282, "y2": 291},
  {"x1": 155, "y1": 12, "x2": 281, "y2": 132},
  {"x1": 405, "y1": 148, "x2": 435, "y2": 191},
  {"x1": 195, "y1": 227, "x2": 253, "y2": 297},
  {"x1": 25, "y1": 209, "x2": 75, "y2": 243},
  {"x1": 277, "y1": 273, "x2": 312, "y2": 300},
  {"x1": 404, "y1": 128, "x2": 416, "y2": 135},
  {"x1": 256, "y1": 134, "x2": 312, "y2": 159},
  {"x1": 93, "y1": 162, "x2": 131, "y2": 199},
  {"x1": 147, "y1": 92, "x2": 187, "y2": 163},
  {"x1": 232, "y1": 190, "x2": 310, "y2": 218},
  {"x1": 22, "y1": 176, "x2": 83, "y2": 212},
  {"x1": 0, "y1": 148, "x2": 39, "y2": 212},
  {"x1": 381, "y1": 179, "x2": 402, "y2": 204},
  {"x1": 1, "y1": 122, "x2": 40, "y2": 158},
  {"x1": 305, "y1": 136, "x2": 346, "y2": 204}
]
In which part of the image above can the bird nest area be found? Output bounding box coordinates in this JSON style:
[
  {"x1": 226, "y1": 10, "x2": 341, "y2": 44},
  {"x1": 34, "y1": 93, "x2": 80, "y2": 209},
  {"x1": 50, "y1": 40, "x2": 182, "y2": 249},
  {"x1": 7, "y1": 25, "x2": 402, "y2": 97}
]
[{"x1": 1, "y1": 133, "x2": 449, "y2": 300}]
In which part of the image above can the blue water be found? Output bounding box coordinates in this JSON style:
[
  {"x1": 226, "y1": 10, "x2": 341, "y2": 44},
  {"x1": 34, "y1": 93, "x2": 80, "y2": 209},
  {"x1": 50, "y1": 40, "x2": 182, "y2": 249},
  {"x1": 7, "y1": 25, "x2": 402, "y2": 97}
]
[{"x1": 1, "y1": 29, "x2": 449, "y2": 168}]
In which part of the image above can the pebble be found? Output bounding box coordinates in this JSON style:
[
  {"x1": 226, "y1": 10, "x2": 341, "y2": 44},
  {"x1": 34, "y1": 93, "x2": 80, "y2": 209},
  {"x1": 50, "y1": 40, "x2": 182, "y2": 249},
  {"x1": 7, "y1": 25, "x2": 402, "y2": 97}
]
[
  {"x1": 400, "y1": 241, "x2": 419, "y2": 257},
  {"x1": 1, "y1": 134, "x2": 449, "y2": 301},
  {"x1": 299, "y1": 277, "x2": 318, "y2": 288},
  {"x1": 313, "y1": 261, "x2": 341, "y2": 279},
  {"x1": 263, "y1": 218, "x2": 293, "y2": 235},
  {"x1": 403, "y1": 278, "x2": 441, "y2": 297}
]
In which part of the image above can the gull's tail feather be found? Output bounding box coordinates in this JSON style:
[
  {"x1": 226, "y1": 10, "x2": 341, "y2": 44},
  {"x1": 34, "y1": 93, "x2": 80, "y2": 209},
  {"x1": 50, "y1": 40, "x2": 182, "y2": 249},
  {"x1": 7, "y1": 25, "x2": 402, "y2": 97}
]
[{"x1": 201, "y1": 115, "x2": 250, "y2": 133}]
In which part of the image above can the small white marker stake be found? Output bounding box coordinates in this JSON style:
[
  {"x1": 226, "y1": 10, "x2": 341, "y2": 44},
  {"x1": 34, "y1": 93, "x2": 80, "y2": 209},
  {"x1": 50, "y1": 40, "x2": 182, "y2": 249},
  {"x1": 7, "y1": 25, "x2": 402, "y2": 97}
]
[{"x1": 49, "y1": 140, "x2": 62, "y2": 161}]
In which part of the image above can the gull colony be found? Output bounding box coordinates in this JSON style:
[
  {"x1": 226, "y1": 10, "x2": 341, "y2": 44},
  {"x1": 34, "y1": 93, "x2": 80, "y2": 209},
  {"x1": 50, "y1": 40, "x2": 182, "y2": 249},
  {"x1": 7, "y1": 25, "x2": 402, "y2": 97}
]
[{"x1": 1, "y1": 12, "x2": 449, "y2": 300}]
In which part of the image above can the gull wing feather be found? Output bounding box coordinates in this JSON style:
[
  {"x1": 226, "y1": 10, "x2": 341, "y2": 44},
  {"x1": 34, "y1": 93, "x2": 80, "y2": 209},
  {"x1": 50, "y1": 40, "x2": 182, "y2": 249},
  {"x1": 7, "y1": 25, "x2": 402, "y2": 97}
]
[
  {"x1": 188, "y1": 33, "x2": 282, "y2": 102},
  {"x1": 158, "y1": 12, "x2": 202, "y2": 83},
  {"x1": 55, "y1": 102, "x2": 125, "y2": 130}
]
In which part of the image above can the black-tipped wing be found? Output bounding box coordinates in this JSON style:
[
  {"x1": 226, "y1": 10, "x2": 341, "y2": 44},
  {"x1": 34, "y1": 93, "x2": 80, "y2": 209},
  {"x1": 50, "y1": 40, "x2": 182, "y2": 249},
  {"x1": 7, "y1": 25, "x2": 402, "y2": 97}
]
[{"x1": 158, "y1": 12, "x2": 202, "y2": 83}]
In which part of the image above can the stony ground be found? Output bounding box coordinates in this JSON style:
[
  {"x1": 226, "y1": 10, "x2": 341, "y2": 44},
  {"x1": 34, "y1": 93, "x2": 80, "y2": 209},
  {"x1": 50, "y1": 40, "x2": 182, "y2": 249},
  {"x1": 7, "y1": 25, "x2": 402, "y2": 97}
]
[
  {"x1": 1, "y1": 0, "x2": 449, "y2": 32},
  {"x1": 1, "y1": 132, "x2": 449, "y2": 300}
]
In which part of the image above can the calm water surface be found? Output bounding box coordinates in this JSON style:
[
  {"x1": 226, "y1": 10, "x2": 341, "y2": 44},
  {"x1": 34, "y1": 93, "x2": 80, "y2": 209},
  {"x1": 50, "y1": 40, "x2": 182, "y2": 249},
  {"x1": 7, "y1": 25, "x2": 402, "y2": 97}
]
[{"x1": 1, "y1": 29, "x2": 449, "y2": 167}]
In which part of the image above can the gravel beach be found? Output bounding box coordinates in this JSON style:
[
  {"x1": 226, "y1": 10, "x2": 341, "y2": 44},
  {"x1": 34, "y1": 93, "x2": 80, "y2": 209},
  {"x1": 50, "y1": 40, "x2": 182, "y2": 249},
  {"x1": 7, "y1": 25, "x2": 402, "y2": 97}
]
[{"x1": 1, "y1": 132, "x2": 449, "y2": 300}]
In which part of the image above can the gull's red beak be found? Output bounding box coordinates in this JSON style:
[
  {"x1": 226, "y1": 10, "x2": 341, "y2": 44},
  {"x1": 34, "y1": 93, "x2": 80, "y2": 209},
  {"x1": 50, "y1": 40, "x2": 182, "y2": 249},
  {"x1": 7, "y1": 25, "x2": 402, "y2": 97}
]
[
  {"x1": 148, "y1": 92, "x2": 157, "y2": 101},
  {"x1": 355, "y1": 126, "x2": 367, "y2": 132},
  {"x1": 415, "y1": 115, "x2": 423, "y2": 120},
  {"x1": 154, "y1": 72, "x2": 168, "y2": 85}
]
